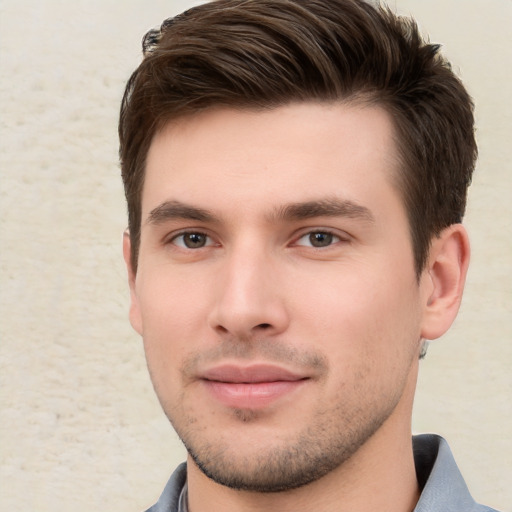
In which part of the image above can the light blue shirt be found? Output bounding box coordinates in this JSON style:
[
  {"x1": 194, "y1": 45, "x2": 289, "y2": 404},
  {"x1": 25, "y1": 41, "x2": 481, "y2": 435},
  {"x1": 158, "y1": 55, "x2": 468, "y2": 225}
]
[{"x1": 145, "y1": 434, "x2": 499, "y2": 512}]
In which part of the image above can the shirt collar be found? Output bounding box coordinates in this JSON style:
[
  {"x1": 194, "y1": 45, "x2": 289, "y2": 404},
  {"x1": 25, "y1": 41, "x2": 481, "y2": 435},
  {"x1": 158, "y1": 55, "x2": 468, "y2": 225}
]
[
  {"x1": 413, "y1": 434, "x2": 484, "y2": 511},
  {"x1": 148, "y1": 436, "x2": 493, "y2": 511}
]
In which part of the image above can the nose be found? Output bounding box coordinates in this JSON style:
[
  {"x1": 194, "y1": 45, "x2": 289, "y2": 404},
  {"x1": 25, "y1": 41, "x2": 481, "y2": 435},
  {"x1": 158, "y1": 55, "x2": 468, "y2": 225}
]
[{"x1": 208, "y1": 244, "x2": 290, "y2": 340}]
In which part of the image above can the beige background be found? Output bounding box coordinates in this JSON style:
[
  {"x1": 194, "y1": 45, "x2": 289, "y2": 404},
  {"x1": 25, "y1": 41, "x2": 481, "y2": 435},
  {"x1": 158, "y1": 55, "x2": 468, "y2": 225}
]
[{"x1": 0, "y1": 0, "x2": 510, "y2": 510}]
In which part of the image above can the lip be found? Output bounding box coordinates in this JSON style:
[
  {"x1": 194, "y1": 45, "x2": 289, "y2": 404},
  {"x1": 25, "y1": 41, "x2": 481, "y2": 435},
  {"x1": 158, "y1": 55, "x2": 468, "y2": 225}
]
[
  {"x1": 199, "y1": 364, "x2": 309, "y2": 409},
  {"x1": 201, "y1": 364, "x2": 307, "y2": 383}
]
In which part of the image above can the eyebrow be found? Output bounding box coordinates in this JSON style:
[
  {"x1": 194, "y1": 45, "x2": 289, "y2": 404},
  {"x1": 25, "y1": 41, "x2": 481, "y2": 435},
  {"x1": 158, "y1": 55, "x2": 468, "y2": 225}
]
[
  {"x1": 271, "y1": 197, "x2": 375, "y2": 224},
  {"x1": 146, "y1": 200, "x2": 218, "y2": 225},
  {"x1": 145, "y1": 197, "x2": 375, "y2": 226}
]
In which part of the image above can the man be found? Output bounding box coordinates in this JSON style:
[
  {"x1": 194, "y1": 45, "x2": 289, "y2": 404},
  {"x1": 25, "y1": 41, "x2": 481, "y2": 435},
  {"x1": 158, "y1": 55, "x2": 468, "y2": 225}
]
[{"x1": 118, "y1": 1, "x2": 499, "y2": 510}]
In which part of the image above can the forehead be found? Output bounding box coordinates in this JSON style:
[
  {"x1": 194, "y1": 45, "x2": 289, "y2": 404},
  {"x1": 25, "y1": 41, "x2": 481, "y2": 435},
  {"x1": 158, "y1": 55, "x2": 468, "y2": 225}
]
[{"x1": 142, "y1": 102, "x2": 402, "y2": 221}]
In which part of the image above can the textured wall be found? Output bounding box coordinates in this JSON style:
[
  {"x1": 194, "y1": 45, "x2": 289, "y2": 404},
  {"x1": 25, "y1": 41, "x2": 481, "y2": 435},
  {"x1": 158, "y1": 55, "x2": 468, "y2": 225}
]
[{"x1": 0, "y1": 1, "x2": 510, "y2": 510}]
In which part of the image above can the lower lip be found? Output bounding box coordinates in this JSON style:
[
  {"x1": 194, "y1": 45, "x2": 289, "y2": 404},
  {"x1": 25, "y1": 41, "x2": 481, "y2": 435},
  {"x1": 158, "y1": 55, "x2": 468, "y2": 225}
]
[{"x1": 203, "y1": 380, "x2": 306, "y2": 409}]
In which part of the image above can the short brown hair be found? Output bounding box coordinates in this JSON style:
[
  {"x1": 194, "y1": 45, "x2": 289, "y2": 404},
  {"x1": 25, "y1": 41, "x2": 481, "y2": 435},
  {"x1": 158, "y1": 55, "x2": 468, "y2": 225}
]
[{"x1": 119, "y1": 0, "x2": 477, "y2": 275}]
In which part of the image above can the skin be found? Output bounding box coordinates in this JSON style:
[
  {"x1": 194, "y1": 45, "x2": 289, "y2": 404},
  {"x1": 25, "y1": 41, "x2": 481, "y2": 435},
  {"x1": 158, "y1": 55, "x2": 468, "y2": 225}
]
[{"x1": 124, "y1": 103, "x2": 469, "y2": 512}]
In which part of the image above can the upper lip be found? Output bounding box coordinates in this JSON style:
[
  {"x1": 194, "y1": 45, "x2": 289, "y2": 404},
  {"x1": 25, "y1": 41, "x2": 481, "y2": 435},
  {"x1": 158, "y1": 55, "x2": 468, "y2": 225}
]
[{"x1": 200, "y1": 364, "x2": 308, "y2": 383}]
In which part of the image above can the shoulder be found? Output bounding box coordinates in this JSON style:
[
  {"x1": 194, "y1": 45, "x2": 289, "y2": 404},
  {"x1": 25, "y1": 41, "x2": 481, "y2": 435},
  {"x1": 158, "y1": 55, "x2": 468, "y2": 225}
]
[
  {"x1": 144, "y1": 462, "x2": 187, "y2": 512},
  {"x1": 413, "y1": 434, "x2": 502, "y2": 512}
]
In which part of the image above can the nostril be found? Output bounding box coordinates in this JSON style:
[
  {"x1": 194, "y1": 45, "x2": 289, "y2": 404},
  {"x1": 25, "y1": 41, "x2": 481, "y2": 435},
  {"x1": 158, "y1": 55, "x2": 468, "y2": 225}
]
[{"x1": 257, "y1": 323, "x2": 272, "y2": 329}]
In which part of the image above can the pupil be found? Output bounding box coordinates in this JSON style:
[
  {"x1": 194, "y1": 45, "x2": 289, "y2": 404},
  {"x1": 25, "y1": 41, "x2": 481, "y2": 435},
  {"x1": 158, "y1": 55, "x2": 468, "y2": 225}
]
[
  {"x1": 310, "y1": 232, "x2": 332, "y2": 247},
  {"x1": 185, "y1": 233, "x2": 205, "y2": 248}
]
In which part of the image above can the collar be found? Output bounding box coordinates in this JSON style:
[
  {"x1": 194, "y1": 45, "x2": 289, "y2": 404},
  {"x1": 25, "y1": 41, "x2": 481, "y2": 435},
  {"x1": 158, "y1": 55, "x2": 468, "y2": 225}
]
[
  {"x1": 413, "y1": 434, "x2": 497, "y2": 511},
  {"x1": 146, "y1": 435, "x2": 498, "y2": 511}
]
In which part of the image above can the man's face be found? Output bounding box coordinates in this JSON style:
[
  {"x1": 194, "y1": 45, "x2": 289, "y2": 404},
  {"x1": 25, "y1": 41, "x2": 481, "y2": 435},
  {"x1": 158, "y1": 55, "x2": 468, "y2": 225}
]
[{"x1": 126, "y1": 103, "x2": 432, "y2": 491}]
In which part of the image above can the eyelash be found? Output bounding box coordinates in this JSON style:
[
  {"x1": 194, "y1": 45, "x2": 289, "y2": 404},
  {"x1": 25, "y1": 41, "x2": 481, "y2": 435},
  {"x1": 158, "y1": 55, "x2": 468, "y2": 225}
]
[
  {"x1": 293, "y1": 230, "x2": 344, "y2": 249},
  {"x1": 168, "y1": 231, "x2": 215, "y2": 249},
  {"x1": 167, "y1": 228, "x2": 347, "y2": 251}
]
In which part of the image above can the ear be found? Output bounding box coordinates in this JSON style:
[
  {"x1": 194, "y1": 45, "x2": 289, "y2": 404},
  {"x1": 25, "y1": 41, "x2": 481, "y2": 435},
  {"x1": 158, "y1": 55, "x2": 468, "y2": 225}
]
[
  {"x1": 420, "y1": 224, "x2": 470, "y2": 340},
  {"x1": 123, "y1": 230, "x2": 143, "y2": 335}
]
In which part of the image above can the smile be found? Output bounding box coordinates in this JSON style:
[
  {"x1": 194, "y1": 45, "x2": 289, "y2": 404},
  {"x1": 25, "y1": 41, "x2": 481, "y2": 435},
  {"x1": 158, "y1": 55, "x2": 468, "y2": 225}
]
[{"x1": 199, "y1": 364, "x2": 310, "y2": 409}]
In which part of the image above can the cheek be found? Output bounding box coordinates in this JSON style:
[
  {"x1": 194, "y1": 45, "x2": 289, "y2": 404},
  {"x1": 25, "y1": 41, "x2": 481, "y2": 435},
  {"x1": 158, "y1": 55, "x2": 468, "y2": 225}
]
[
  {"x1": 138, "y1": 266, "x2": 210, "y2": 329},
  {"x1": 135, "y1": 273, "x2": 209, "y2": 380},
  {"x1": 294, "y1": 264, "x2": 422, "y2": 361}
]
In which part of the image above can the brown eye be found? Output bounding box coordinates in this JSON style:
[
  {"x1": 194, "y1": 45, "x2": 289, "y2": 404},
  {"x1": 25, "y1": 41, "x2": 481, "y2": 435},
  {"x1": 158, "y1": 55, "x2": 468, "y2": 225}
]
[
  {"x1": 173, "y1": 232, "x2": 210, "y2": 249},
  {"x1": 308, "y1": 232, "x2": 335, "y2": 247},
  {"x1": 185, "y1": 233, "x2": 207, "y2": 248},
  {"x1": 294, "y1": 230, "x2": 341, "y2": 248}
]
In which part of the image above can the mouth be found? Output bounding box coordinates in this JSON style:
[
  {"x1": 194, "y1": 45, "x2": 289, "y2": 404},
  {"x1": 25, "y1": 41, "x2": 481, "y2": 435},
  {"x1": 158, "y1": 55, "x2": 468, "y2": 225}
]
[{"x1": 199, "y1": 364, "x2": 310, "y2": 409}]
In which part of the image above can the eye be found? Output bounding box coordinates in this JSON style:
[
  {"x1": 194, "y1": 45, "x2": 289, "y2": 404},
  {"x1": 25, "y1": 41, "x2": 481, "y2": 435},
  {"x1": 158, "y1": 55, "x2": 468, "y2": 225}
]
[
  {"x1": 171, "y1": 231, "x2": 213, "y2": 249},
  {"x1": 295, "y1": 231, "x2": 341, "y2": 248}
]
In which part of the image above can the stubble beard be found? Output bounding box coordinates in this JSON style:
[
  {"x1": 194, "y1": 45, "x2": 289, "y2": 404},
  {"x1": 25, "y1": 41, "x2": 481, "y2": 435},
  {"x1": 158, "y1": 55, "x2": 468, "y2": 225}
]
[
  {"x1": 151, "y1": 339, "x2": 411, "y2": 493},
  {"x1": 166, "y1": 390, "x2": 400, "y2": 493}
]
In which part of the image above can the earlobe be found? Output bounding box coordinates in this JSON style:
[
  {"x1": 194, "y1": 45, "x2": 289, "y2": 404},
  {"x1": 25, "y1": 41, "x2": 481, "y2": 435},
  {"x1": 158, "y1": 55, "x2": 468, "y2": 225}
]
[
  {"x1": 123, "y1": 230, "x2": 143, "y2": 335},
  {"x1": 420, "y1": 224, "x2": 470, "y2": 341}
]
